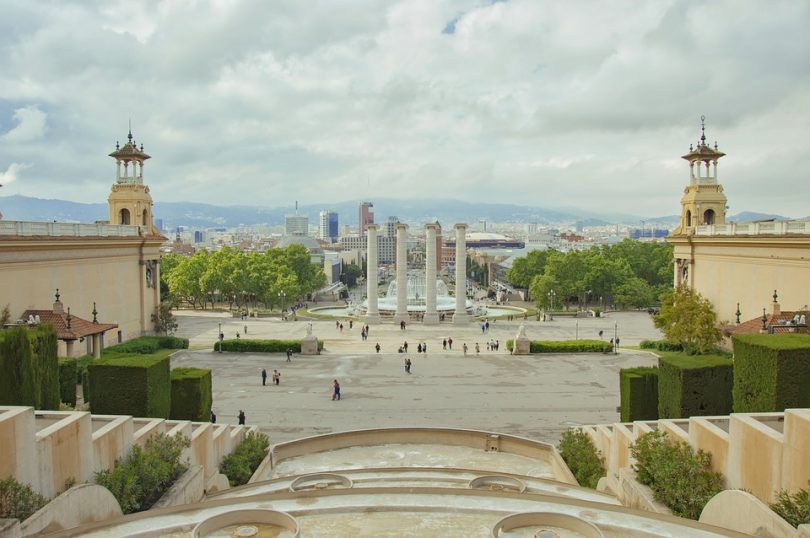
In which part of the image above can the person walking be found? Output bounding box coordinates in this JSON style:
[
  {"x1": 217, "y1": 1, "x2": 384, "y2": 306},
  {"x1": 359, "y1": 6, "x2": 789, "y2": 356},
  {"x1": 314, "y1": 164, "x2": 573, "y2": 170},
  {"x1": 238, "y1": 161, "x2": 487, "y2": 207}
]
[
  {"x1": 236, "y1": 331, "x2": 240, "y2": 339},
  {"x1": 462, "y1": 343, "x2": 468, "y2": 356},
  {"x1": 273, "y1": 369, "x2": 280, "y2": 385},
  {"x1": 422, "y1": 342, "x2": 427, "y2": 353},
  {"x1": 244, "y1": 324, "x2": 248, "y2": 335},
  {"x1": 417, "y1": 343, "x2": 422, "y2": 353},
  {"x1": 261, "y1": 368, "x2": 267, "y2": 386},
  {"x1": 210, "y1": 410, "x2": 217, "y2": 424},
  {"x1": 238, "y1": 410, "x2": 246, "y2": 425},
  {"x1": 448, "y1": 337, "x2": 453, "y2": 350},
  {"x1": 375, "y1": 342, "x2": 381, "y2": 353},
  {"x1": 403, "y1": 341, "x2": 408, "y2": 352},
  {"x1": 475, "y1": 342, "x2": 480, "y2": 354},
  {"x1": 286, "y1": 348, "x2": 292, "y2": 362},
  {"x1": 404, "y1": 357, "x2": 411, "y2": 374},
  {"x1": 332, "y1": 379, "x2": 341, "y2": 401},
  {"x1": 442, "y1": 338, "x2": 447, "y2": 350}
]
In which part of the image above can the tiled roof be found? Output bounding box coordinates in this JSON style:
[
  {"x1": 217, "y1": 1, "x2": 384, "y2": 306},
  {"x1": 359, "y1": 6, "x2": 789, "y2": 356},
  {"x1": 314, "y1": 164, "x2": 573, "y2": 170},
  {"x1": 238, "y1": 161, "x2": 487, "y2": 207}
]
[
  {"x1": 20, "y1": 309, "x2": 117, "y2": 341},
  {"x1": 725, "y1": 311, "x2": 807, "y2": 335}
]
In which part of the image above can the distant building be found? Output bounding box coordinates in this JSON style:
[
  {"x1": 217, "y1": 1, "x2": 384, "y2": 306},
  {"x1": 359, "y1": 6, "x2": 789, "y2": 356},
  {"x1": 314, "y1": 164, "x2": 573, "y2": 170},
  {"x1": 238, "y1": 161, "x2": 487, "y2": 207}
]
[
  {"x1": 193, "y1": 230, "x2": 204, "y2": 243},
  {"x1": 445, "y1": 232, "x2": 524, "y2": 250},
  {"x1": 285, "y1": 214, "x2": 309, "y2": 236},
  {"x1": 629, "y1": 228, "x2": 669, "y2": 239},
  {"x1": 359, "y1": 201, "x2": 374, "y2": 235},
  {"x1": 319, "y1": 210, "x2": 338, "y2": 242}
]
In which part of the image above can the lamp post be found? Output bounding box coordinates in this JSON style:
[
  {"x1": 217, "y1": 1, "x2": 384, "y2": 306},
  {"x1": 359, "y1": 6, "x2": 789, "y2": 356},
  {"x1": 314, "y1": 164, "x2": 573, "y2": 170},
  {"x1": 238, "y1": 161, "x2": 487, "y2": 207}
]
[
  {"x1": 218, "y1": 322, "x2": 223, "y2": 353},
  {"x1": 547, "y1": 289, "x2": 556, "y2": 312},
  {"x1": 613, "y1": 322, "x2": 618, "y2": 355},
  {"x1": 278, "y1": 290, "x2": 287, "y2": 318}
]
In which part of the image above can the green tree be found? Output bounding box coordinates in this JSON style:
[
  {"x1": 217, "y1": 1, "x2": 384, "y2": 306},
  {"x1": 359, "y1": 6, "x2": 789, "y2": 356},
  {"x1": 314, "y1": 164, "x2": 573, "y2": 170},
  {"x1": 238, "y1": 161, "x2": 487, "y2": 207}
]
[
  {"x1": 151, "y1": 302, "x2": 178, "y2": 335},
  {"x1": 654, "y1": 285, "x2": 722, "y2": 354},
  {"x1": 506, "y1": 249, "x2": 554, "y2": 288},
  {"x1": 167, "y1": 251, "x2": 209, "y2": 309},
  {"x1": 341, "y1": 263, "x2": 363, "y2": 288}
]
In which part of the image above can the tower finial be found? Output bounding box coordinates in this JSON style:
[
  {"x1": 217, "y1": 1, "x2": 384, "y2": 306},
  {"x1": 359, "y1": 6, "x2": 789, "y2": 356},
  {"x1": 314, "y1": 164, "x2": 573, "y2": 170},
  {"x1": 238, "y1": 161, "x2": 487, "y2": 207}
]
[
  {"x1": 128, "y1": 119, "x2": 133, "y2": 143},
  {"x1": 700, "y1": 115, "x2": 706, "y2": 145}
]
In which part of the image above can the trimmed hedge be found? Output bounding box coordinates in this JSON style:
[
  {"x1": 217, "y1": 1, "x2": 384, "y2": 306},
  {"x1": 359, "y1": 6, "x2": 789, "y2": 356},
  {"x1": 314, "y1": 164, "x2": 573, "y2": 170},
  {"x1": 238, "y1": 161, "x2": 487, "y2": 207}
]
[
  {"x1": 732, "y1": 334, "x2": 810, "y2": 413},
  {"x1": 505, "y1": 339, "x2": 612, "y2": 353},
  {"x1": 557, "y1": 429, "x2": 605, "y2": 489},
  {"x1": 620, "y1": 367, "x2": 659, "y2": 422},
  {"x1": 0, "y1": 325, "x2": 60, "y2": 410},
  {"x1": 170, "y1": 368, "x2": 212, "y2": 421},
  {"x1": 103, "y1": 335, "x2": 189, "y2": 356},
  {"x1": 639, "y1": 340, "x2": 683, "y2": 352},
  {"x1": 88, "y1": 354, "x2": 171, "y2": 418},
  {"x1": 658, "y1": 352, "x2": 733, "y2": 419},
  {"x1": 58, "y1": 357, "x2": 78, "y2": 406},
  {"x1": 216, "y1": 338, "x2": 324, "y2": 353}
]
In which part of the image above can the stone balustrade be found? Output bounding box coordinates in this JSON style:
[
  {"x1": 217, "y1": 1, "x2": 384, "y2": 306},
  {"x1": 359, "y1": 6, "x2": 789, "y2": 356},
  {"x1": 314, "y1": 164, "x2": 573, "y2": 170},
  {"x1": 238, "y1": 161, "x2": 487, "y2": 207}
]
[
  {"x1": 695, "y1": 220, "x2": 810, "y2": 236},
  {"x1": 0, "y1": 406, "x2": 255, "y2": 499},
  {"x1": 581, "y1": 409, "x2": 810, "y2": 506},
  {"x1": 0, "y1": 220, "x2": 141, "y2": 237}
]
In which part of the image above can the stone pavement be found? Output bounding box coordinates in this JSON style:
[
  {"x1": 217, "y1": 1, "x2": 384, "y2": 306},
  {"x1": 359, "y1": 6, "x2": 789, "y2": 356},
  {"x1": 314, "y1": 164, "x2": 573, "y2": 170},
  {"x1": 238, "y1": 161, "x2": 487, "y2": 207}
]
[{"x1": 171, "y1": 311, "x2": 663, "y2": 444}]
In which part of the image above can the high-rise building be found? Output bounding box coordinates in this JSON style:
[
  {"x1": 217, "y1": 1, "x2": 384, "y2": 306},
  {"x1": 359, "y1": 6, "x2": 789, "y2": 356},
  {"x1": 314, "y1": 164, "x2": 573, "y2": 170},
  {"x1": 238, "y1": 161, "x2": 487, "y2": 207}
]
[
  {"x1": 319, "y1": 210, "x2": 338, "y2": 242},
  {"x1": 359, "y1": 201, "x2": 374, "y2": 235},
  {"x1": 285, "y1": 214, "x2": 309, "y2": 236}
]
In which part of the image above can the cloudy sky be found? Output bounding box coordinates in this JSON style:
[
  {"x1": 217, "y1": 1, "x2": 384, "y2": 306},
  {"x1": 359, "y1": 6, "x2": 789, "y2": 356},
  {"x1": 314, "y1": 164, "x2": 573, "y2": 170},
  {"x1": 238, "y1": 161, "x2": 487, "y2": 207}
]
[{"x1": 1, "y1": 0, "x2": 808, "y2": 217}]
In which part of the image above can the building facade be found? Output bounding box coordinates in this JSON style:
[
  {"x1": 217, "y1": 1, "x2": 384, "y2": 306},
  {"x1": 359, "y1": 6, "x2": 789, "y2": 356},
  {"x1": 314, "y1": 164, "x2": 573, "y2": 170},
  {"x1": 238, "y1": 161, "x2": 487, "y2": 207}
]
[
  {"x1": 284, "y1": 214, "x2": 309, "y2": 236},
  {"x1": 358, "y1": 201, "x2": 374, "y2": 235},
  {"x1": 318, "y1": 210, "x2": 338, "y2": 242}
]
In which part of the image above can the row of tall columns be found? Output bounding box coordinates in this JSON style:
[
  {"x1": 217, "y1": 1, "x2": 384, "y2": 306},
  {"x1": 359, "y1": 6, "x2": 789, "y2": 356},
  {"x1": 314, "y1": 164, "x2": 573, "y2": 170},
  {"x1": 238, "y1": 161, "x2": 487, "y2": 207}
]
[
  {"x1": 393, "y1": 224, "x2": 409, "y2": 324},
  {"x1": 364, "y1": 222, "x2": 468, "y2": 325}
]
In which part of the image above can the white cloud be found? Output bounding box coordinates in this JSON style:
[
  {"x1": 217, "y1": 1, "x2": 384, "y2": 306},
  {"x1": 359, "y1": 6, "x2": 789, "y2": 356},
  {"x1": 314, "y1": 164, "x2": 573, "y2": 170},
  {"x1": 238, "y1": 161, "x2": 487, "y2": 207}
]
[
  {"x1": 0, "y1": 162, "x2": 32, "y2": 185},
  {"x1": 0, "y1": 0, "x2": 808, "y2": 217},
  {"x1": 2, "y1": 105, "x2": 47, "y2": 142}
]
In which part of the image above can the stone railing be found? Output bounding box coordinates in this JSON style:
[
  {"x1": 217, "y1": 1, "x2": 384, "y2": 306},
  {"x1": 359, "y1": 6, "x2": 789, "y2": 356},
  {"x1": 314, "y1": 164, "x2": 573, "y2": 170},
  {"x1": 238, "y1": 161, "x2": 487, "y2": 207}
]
[
  {"x1": 581, "y1": 409, "x2": 810, "y2": 506},
  {"x1": 696, "y1": 220, "x2": 810, "y2": 236},
  {"x1": 0, "y1": 406, "x2": 255, "y2": 499},
  {"x1": 0, "y1": 221, "x2": 141, "y2": 238}
]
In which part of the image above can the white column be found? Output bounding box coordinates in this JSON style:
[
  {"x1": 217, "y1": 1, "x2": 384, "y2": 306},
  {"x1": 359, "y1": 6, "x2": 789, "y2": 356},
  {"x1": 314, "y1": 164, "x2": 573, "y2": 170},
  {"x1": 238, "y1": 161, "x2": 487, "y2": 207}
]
[
  {"x1": 365, "y1": 224, "x2": 381, "y2": 324},
  {"x1": 423, "y1": 223, "x2": 439, "y2": 324},
  {"x1": 453, "y1": 223, "x2": 470, "y2": 324},
  {"x1": 116, "y1": 160, "x2": 121, "y2": 181},
  {"x1": 393, "y1": 223, "x2": 409, "y2": 324}
]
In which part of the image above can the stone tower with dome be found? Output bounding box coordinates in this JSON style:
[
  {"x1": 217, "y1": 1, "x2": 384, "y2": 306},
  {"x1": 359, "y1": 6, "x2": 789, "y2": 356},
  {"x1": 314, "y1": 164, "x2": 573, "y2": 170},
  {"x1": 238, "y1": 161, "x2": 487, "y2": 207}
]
[{"x1": 107, "y1": 127, "x2": 158, "y2": 234}]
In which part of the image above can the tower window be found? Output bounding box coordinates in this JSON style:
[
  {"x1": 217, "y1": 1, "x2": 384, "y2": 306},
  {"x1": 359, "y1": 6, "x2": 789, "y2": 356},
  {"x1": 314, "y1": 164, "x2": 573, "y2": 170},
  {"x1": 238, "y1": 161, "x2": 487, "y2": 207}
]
[
  {"x1": 142, "y1": 209, "x2": 149, "y2": 226},
  {"x1": 686, "y1": 210, "x2": 692, "y2": 227},
  {"x1": 704, "y1": 209, "x2": 715, "y2": 225},
  {"x1": 119, "y1": 208, "x2": 131, "y2": 225}
]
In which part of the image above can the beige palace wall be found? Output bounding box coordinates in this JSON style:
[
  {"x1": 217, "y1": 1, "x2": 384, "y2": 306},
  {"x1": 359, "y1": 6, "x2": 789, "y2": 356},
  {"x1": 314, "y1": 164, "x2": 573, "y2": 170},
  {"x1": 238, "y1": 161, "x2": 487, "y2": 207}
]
[
  {"x1": 669, "y1": 233, "x2": 810, "y2": 323},
  {"x1": 0, "y1": 234, "x2": 162, "y2": 353}
]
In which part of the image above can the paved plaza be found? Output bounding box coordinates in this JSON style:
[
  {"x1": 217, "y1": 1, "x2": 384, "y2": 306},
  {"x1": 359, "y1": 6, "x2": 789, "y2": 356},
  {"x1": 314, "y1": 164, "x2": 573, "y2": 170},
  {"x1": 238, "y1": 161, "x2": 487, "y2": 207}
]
[{"x1": 171, "y1": 310, "x2": 663, "y2": 444}]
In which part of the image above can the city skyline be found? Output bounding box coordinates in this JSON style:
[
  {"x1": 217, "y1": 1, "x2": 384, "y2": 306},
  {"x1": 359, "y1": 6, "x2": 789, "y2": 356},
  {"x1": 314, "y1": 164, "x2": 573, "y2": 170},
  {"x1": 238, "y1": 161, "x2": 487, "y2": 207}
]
[{"x1": 1, "y1": 1, "x2": 809, "y2": 216}]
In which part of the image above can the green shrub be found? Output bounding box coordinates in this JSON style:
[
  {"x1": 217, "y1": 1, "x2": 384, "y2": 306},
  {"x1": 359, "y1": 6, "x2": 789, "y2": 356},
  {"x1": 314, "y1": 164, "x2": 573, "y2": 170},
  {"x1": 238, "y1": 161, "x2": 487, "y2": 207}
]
[
  {"x1": 657, "y1": 352, "x2": 733, "y2": 419},
  {"x1": 102, "y1": 336, "x2": 189, "y2": 356},
  {"x1": 0, "y1": 325, "x2": 60, "y2": 410},
  {"x1": 631, "y1": 430, "x2": 724, "y2": 519},
  {"x1": 620, "y1": 367, "x2": 659, "y2": 422},
  {"x1": 170, "y1": 368, "x2": 212, "y2": 421},
  {"x1": 640, "y1": 340, "x2": 683, "y2": 352},
  {"x1": 216, "y1": 339, "x2": 323, "y2": 353},
  {"x1": 219, "y1": 432, "x2": 270, "y2": 487},
  {"x1": 95, "y1": 433, "x2": 189, "y2": 514},
  {"x1": 557, "y1": 429, "x2": 605, "y2": 489},
  {"x1": 770, "y1": 483, "x2": 810, "y2": 528},
  {"x1": 88, "y1": 354, "x2": 171, "y2": 418},
  {"x1": 58, "y1": 358, "x2": 78, "y2": 406},
  {"x1": 732, "y1": 334, "x2": 810, "y2": 413},
  {"x1": 81, "y1": 369, "x2": 90, "y2": 405},
  {"x1": 0, "y1": 478, "x2": 48, "y2": 521},
  {"x1": 504, "y1": 339, "x2": 612, "y2": 353}
]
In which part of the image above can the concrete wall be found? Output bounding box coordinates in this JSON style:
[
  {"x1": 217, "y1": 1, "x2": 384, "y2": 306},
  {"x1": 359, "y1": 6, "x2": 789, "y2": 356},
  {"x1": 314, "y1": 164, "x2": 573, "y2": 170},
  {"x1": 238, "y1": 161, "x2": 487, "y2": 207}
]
[
  {"x1": 0, "y1": 406, "x2": 251, "y2": 501},
  {"x1": 583, "y1": 408, "x2": 810, "y2": 508}
]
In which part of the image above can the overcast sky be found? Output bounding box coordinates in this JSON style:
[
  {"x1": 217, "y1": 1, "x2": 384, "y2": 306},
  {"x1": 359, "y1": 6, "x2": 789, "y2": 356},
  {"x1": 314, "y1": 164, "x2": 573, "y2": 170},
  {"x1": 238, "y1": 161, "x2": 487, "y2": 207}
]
[{"x1": 1, "y1": 0, "x2": 808, "y2": 217}]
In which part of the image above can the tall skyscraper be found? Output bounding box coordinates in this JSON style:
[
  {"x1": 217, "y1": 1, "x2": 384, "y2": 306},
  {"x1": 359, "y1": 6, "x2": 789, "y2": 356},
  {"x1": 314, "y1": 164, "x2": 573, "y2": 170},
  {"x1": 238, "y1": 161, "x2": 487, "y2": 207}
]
[
  {"x1": 359, "y1": 201, "x2": 374, "y2": 235},
  {"x1": 319, "y1": 210, "x2": 338, "y2": 242},
  {"x1": 285, "y1": 214, "x2": 309, "y2": 236}
]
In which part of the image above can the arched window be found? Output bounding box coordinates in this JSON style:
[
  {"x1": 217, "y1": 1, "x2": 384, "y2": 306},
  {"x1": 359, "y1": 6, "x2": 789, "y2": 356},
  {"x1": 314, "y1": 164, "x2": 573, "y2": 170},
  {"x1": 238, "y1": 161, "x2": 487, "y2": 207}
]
[
  {"x1": 119, "y1": 208, "x2": 130, "y2": 225},
  {"x1": 703, "y1": 209, "x2": 715, "y2": 225},
  {"x1": 142, "y1": 209, "x2": 149, "y2": 226},
  {"x1": 686, "y1": 210, "x2": 692, "y2": 227}
]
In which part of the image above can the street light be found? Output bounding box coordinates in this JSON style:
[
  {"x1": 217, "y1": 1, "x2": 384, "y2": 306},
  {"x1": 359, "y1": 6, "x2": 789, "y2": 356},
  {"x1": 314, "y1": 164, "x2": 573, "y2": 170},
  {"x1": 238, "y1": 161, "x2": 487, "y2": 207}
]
[
  {"x1": 278, "y1": 290, "x2": 287, "y2": 318},
  {"x1": 613, "y1": 322, "x2": 618, "y2": 355},
  {"x1": 218, "y1": 322, "x2": 223, "y2": 353},
  {"x1": 547, "y1": 289, "x2": 556, "y2": 312}
]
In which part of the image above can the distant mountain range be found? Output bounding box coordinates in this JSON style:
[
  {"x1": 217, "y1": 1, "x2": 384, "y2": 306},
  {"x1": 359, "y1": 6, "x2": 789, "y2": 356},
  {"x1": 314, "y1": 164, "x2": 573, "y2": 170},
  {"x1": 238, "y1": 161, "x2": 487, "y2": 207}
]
[{"x1": 0, "y1": 194, "x2": 796, "y2": 230}]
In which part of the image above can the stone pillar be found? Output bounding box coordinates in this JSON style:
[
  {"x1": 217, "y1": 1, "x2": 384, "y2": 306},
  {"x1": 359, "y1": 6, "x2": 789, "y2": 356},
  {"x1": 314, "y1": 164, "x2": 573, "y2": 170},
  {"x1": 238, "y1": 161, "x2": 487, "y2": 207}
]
[
  {"x1": 65, "y1": 340, "x2": 74, "y2": 358},
  {"x1": 423, "y1": 223, "x2": 439, "y2": 325},
  {"x1": 365, "y1": 224, "x2": 381, "y2": 324},
  {"x1": 92, "y1": 334, "x2": 101, "y2": 359},
  {"x1": 453, "y1": 223, "x2": 470, "y2": 324},
  {"x1": 393, "y1": 223, "x2": 409, "y2": 324}
]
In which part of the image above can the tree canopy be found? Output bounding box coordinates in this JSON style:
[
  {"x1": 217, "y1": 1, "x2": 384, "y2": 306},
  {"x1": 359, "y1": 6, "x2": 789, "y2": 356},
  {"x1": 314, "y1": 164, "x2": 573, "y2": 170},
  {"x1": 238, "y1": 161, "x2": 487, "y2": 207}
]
[
  {"x1": 654, "y1": 285, "x2": 722, "y2": 354},
  {"x1": 507, "y1": 240, "x2": 672, "y2": 310},
  {"x1": 161, "y1": 245, "x2": 326, "y2": 310}
]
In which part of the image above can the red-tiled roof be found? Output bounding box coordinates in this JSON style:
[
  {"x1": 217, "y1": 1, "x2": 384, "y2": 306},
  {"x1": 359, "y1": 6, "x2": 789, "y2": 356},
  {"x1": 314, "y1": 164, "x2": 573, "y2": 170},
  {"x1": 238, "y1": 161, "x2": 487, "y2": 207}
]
[
  {"x1": 20, "y1": 310, "x2": 117, "y2": 341},
  {"x1": 725, "y1": 311, "x2": 808, "y2": 335}
]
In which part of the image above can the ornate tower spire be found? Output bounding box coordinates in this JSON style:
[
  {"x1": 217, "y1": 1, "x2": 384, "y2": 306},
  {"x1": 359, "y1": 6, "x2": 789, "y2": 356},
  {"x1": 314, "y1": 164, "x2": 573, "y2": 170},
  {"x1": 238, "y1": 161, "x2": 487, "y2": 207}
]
[{"x1": 107, "y1": 125, "x2": 156, "y2": 233}]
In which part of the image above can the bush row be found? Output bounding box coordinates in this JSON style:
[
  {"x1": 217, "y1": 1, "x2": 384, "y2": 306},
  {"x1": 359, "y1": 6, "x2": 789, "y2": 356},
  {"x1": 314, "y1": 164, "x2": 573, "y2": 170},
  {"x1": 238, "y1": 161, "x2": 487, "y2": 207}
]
[
  {"x1": 88, "y1": 354, "x2": 172, "y2": 418},
  {"x1": 58, "y1": 357, "x2": 78, "y2": 406},
  {"x1": 216, "y1": 339, "x2": 323, "y2": 353},
  {"x1": 631, "y1": 430, "x2": 723, "y2": 519},
  {"x1": 619, "y1": 367, "x2": 659, "y2": 421},
  {"x1": 102, "y1": 335, "x2": 188, "y2": 356},
  {"x1": 657, "y1": 352, "x2": 733, "y2": 419},
  {"x1": 219, "y1": 432, "x2": 270, "y2": 487},
  {"x1": 732, "y1": 334, "x2": 810, "y2": 413},
  {"x1": 170, "y1": 368, "x2": 212, "y2": 422},
  {"x1": 505, "y1": 339, "x2": 613, "y2": 353},
  {"x1": 95, "y1": 432, "x2": 189, "y2": 514},
  {"x1": 557, "y1": 429, "x2": 605, "y2": 489},
  {"x1": 0, "y1": 325, "x2": 60, "y2": 410},
  {"x1": 639, "y1": 339, "x2": 683, "y2": 352}
]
